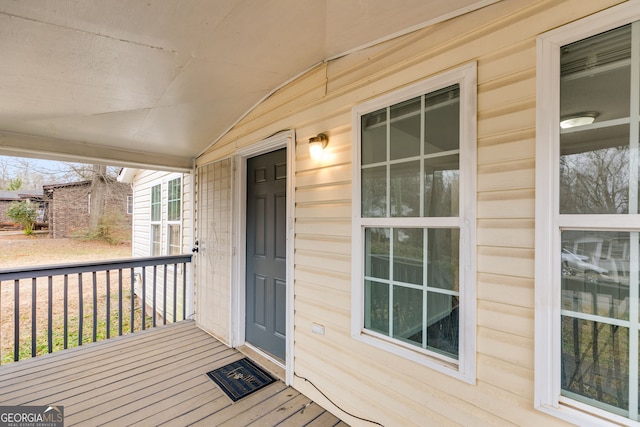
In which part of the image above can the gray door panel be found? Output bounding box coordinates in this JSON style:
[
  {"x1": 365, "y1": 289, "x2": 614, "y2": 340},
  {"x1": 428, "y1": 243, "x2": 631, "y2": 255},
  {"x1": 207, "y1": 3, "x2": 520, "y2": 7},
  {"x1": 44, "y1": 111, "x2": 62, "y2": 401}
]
[{"x1": 246, "y1": 148, "x2": 286, "y2": 360}]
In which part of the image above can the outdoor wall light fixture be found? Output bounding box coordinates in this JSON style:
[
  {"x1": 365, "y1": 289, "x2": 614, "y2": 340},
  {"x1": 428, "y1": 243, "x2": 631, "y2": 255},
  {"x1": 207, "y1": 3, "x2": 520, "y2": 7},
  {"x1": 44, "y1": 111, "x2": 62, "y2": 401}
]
[
  {"x1": 308, "y1": 133, "x2": 328, "y2": 160},
  {"x1": 560, "y1": 112, "x2": 599, "y2": 129}
]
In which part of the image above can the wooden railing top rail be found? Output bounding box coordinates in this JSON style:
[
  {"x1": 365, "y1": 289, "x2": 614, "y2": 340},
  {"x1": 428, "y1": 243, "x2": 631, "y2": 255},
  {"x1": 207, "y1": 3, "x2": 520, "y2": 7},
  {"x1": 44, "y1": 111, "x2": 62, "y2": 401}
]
[{"x1": 0, "y1": 254, "x2": 193, "y2": 281}]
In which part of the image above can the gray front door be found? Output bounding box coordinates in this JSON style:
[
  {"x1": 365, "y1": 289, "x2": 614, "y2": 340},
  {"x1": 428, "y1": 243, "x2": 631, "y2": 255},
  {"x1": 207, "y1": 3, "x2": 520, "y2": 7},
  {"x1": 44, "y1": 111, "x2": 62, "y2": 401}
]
[{"x1": 245, "y1": 148, "x2": 287, "y2": 360}]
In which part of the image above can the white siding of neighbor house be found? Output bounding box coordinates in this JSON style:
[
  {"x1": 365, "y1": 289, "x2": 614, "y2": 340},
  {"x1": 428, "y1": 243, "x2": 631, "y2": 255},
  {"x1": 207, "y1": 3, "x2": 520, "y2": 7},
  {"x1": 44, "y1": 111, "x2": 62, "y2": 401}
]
[
  {"x1": 131, "y1": 169, "x2": 193, "y2": 321},
  {"x1": 195, "y1": 1, "x2": 627, "y2": 425}
]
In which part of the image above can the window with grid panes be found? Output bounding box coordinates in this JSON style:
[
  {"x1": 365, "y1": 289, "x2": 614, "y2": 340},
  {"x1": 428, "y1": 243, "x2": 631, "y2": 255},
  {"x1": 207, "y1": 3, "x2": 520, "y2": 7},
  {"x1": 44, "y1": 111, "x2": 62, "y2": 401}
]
[
  {"x1": 352, "y1": 64, "x2": 476, "y2": 380},
  {"x1": 536, "y1": 5, "x2": 640, "y2": 424}
]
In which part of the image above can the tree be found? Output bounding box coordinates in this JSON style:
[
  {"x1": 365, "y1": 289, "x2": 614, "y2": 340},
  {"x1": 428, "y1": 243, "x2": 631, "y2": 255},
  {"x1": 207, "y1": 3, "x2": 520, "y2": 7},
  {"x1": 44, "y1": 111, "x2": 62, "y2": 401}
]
[
  {"x1": 89, "y1": 164, "x2": 107, "y2": 231},
  {"x1": 560, "y1": 146, "x2": 629, "y2": 214},
  {"x1": 6, "y1": 201, "x2": 38, "y2": 235},
  {"x1": 0, "y1": 155, "x2": 120, "y2": 191},
  {"x1": 6, "y1": 178, "x2": 22, "y2": 191}
]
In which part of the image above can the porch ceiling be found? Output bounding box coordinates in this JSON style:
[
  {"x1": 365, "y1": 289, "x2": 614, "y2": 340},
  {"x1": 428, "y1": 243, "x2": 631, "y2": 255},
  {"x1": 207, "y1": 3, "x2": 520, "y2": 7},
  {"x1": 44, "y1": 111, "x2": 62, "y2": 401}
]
[{"x1": 0, "y1": 0, "x2": 495, "y2": 171}]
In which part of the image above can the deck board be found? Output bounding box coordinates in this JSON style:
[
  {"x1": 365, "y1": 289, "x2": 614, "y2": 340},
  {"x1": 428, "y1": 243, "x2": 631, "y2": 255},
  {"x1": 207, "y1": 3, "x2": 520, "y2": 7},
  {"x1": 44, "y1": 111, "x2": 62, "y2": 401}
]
[{"x1": 0, "y1": 321, "x2": 345, "y2": 426}]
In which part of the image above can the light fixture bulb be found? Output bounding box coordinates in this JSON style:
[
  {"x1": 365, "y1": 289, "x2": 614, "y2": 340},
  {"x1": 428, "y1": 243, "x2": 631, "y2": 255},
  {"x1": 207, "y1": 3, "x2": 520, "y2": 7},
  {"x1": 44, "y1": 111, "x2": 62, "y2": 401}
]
[
  {"x1": 308, "y1": 133, "x2": 328, "y2": 160},
  {"x1": 309, "y1": 141, "x2": 325, "y2": 159},
  {"x1": 560, "y1": 112, "x2": 598, "y2": 129}
]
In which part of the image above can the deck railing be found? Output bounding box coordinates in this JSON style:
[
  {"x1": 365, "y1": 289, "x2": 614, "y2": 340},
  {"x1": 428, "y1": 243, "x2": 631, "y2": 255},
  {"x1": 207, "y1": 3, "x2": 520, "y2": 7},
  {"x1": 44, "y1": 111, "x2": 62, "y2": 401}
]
[{"x1": 0, "y1": 254, "x2": 192, "y2": 364}]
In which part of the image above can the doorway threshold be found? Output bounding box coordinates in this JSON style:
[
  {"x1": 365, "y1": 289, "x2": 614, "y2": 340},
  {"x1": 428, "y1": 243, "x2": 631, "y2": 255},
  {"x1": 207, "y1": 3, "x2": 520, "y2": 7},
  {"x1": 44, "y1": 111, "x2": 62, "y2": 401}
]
[{"x1": 237, "y1": 343, "x2": 286, "y2": 382}]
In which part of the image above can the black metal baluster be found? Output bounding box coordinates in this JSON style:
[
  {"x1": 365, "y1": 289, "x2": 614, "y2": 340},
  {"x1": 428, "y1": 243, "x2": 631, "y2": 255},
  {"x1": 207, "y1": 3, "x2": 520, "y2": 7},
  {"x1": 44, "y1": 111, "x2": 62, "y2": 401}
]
[
  {"x1": 106, "y1": 270, "x2": 111, "y2": 339},
  {"x1": 14, "y1": 279, "x2": 19, "y2": 362},
  {"x1": 182, "y1": 263, "x2": 187, "y2": 321},
  {"x1": 78, "y1": 273, "x2": 83, "y2": 346},
  {"x1": 163, "y1": 267, "x2": 167, "y2": 325},
  {"x1": 63, "y1": 275, "x2": 68, "y2": 349},
  {"x1": 172, "y1": 264, "x2": 177, "y2": 323},
  {"x1": 152, "y1": 265, "x2": 157, "y2": 328},
  {"x1": 31, "y1": 278, "x2": 36, "y2": 357},
  {"x1": 92, "y1": 271, "x2": 98, "y2": 342},
  {"x1": 118, "y1": 269, "x2": 123, "y2": 336},
  {"x1": 130, "y1": 268, "x2": 135, "y2": 333},
  {"x1": 141, "y1": 269, "x2": 146, "y2": 331},
  {"x1": 48, "y1": 276, "x2": 53, "y2": 354}
]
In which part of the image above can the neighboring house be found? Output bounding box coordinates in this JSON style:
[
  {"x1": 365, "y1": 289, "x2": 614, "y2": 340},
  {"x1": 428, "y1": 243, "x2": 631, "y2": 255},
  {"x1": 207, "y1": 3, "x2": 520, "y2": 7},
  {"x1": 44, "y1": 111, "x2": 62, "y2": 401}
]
[
  {"x1": 0, "y1": 190, "x2": 45, "y2": 228},
  {"x1": 118, "y1": 168, "x2": 192, "y2": 321},
  {"x1": 190, "y1": 2, "x2": 640, "y2": 426},
  {"x1": 44, "y1": 178, "x2": 132, "y2": 239}
]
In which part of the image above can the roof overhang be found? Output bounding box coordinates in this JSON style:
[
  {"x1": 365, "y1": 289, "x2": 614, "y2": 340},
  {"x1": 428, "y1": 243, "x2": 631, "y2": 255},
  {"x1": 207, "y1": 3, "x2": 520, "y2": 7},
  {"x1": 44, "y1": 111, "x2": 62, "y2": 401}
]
[{"x1": 0, "y1": 0, "x2": 498, "y2": 171}]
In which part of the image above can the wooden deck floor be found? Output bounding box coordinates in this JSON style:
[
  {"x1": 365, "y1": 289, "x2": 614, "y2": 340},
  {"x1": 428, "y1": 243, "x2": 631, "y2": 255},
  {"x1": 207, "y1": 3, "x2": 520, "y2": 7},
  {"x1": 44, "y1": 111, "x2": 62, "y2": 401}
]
[{"x1": 0, "y1": 321, "x2": 346, "y2": 426}]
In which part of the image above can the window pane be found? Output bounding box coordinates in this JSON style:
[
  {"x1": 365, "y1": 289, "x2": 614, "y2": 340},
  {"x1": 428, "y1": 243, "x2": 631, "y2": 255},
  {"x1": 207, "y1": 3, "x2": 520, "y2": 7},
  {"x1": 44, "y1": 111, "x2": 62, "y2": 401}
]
[
  {"x1": 560, "y1": 130, "x2": 630, "y2": 214},
  {"x1": 561, "y1": 25, "x2": 631, "y2": 123},
  {"x1": 362, "y1": 166, "x2": 386, "y2": 217},
  {"x1": 561, "y1": 316, "x2": 629, "y2": 413},
  {"x1": 561, "y1": 231, "x2": 632, "y2": 321},
  {"x1": 393, "y1": 286, "x2": 423, "y2": 345},
  {"x1": 168, "y1": 178, "x2": 181, "y2": 221},
  {"x1": 365, "y1": 228, "x2": 390, "y2": 280},
  {"x1": 365, "y1": 280, "x2": 389, "y2": 335},
  {"x1": 424, "y1": 85, "x2": 459, "y2": 155},
  {"x1": 394, "y1": 228, "x2": 423, "y2": 285},
  {"x1": 426, "y1": 292, "x2": 459, "y2": 359},
  {"x1": 390, "y1": 161, "x2": 420, "y2": 217},
  {"x1": 168, "y1": 224, "x2": 181, "y2": 255},
  {"x1": 362, "y1": 109, "x2": 387, "y2": 165},
  {"x1": 151, "y1": 185, "x2": 161, "y2": 221},
  {"x1": 425, "y1": 154, "x2": 459, "y2": 217},
  {"x1": 390, "y1": 97, "x2": 421, "y2": 160},
  {"x1": 560, "y1": 24, "x2": 633, "y2": 215},
  {"x1": 168, "y1": 200, "x2": 180, "y2": 221},
  {"x1": 151, "y1": 224, "x2": 161, "y2": 256},
  {"x1": 427, "y1": 228, "x2": 459, "y2": 292}
]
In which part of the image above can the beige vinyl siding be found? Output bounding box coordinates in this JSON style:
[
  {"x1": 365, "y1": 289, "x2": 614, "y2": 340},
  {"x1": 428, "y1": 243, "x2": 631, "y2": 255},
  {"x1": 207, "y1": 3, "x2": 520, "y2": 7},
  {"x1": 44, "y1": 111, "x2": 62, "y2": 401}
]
[
  {"x1": 196, "y1": 1, "x2": 627, "y2": 425},
  {"x1": 194, "y1": 159, "x2": 232, "y2": 343},
  {"x1": 131, "y1": 170, "x2": 156, "y2": 257},
  {"x1": 131, "y1": 170, "x2": 192, "y2": 322}
]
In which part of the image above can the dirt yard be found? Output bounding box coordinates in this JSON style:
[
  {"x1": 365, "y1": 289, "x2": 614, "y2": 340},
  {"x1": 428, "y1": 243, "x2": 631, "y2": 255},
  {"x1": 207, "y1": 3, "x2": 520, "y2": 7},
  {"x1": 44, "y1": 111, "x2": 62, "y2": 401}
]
[
  {"x1": 0, "y1": 233, "x2": 137, "y2": 363},
  {"x1": 0, "y1": 233, "x2": 131, "y2": 268}
]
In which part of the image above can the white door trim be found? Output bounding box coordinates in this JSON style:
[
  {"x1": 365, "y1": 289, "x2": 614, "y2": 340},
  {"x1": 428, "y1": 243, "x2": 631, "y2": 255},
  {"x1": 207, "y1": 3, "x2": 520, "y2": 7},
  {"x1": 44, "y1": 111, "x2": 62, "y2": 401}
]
[{"x1": 231, "y1": 130, "x2": 295, "y2": 385}]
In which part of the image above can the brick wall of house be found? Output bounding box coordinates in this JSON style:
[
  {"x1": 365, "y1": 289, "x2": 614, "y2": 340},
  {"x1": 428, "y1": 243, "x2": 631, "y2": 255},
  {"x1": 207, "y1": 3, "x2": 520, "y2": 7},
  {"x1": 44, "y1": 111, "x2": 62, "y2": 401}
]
[
  {"x1": 47, "y1": 179, "x2": 132, "y2": 239},
  {"x1": 99, "y1": 179, "x2": 133, "y2": 242},
  {"x1": 48, "y1": 183, "x2": 90, "y2": 238},
  {"x1": 0, "y1": 200, "x2": 15, "y2": 224}
]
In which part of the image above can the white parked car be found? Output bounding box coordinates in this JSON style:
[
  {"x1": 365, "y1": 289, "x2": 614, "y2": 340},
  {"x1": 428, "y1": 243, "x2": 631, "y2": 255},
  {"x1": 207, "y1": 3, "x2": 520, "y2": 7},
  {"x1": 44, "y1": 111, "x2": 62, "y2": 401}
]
[{"x1": 561, "y1": 248, "x2": 609, "y2": 283}]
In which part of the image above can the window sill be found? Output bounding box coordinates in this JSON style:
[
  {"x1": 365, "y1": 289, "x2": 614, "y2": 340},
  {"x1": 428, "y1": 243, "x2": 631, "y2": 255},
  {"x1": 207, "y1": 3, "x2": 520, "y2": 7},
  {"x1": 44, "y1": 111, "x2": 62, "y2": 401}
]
[
  {"x1": 352, "y1": 330, "x2": 474, "y2": 384},
  {"x1": 537, "y1": 401, "x2": 639, "y2": 427}
]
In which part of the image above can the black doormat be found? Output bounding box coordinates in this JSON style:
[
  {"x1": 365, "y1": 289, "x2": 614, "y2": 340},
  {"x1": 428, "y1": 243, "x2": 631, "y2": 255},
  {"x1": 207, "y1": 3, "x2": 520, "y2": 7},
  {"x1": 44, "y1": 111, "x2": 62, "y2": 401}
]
[{"x1": 206, "y1": 358, "x2": 276, "y2": 402}]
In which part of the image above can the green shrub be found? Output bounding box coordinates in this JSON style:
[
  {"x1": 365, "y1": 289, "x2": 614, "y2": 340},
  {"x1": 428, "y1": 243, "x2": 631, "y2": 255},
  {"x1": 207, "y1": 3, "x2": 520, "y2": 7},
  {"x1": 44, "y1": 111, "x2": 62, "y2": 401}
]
[{"x1": 6, "y1": 201, "x2": 38, "y2": 235}]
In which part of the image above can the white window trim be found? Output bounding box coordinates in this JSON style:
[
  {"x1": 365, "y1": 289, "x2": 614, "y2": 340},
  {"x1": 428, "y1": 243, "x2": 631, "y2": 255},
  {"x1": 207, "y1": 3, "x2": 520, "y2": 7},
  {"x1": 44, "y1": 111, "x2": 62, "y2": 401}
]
[
  {"x1": 535, "y1": 3, "x2": 640, "y2": 425},
  {"x1": 166, "y1": 176, "x2": 182, "y2": 255},
  {"x1": 150, "y1": 183, "x2": 162, "y2": 256},
  {"x1": 351, "y1": 62, "x2": 477, "y2": 383}
]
